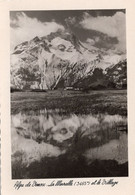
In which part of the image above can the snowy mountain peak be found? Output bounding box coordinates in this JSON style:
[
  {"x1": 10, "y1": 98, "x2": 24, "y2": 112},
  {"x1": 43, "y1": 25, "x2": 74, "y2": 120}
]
[{"x1": 10, "y1": 29, "x2": 126, "y2": 90}]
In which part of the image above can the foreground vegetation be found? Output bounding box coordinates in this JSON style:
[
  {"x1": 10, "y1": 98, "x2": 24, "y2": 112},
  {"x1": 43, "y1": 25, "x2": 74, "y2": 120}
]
[{"x1": 11, "y1": 89, "x2": 127, "y2": 116}]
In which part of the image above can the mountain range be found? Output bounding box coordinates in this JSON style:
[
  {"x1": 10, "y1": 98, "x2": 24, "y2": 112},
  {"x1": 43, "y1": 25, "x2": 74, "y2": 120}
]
[{"x1": 10, "y1": 29, "x2": 127, "y2": 90}]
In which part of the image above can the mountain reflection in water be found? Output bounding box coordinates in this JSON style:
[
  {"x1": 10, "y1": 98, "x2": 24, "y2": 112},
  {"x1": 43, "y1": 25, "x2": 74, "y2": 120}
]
[{"x1": 11, "y1": 109, "x2": 128, "y2": 179}]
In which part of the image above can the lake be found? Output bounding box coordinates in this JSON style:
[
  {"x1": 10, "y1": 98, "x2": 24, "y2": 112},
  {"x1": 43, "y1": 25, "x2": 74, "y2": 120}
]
[{"x1": 11, "y1": 106, "x2": 128, "y2": 179}]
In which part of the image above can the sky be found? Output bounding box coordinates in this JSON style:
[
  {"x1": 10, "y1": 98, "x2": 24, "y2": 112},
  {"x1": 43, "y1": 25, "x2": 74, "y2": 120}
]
[{"x1": 10, "y1": 10, "x2": 126, "y2": 54}]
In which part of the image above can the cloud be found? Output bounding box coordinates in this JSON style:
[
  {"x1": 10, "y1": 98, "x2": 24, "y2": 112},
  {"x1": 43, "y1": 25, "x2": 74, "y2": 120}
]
[
  {"x1": 79, "y1": 12, "x2": 126, "y2": 53},
  {"x1": 10, "y1": 12, "x2": 65, "y2": 51}
]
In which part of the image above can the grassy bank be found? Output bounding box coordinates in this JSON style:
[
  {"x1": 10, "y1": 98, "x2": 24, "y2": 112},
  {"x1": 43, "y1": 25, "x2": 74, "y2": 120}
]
[{"x1": 11, "y1": 89, "x2": 127, "y2": 116}]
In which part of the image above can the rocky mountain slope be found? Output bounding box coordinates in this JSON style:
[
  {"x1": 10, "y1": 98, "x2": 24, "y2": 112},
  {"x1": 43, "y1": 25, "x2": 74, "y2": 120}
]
[{"x1": 10, "y1": 29, "x2": 127, "y2": 90}]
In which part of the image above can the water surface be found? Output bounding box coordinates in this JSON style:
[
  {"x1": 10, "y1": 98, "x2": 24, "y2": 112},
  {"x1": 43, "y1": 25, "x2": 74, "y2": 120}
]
[{"x1": 11, "y1": 108, "x2": 128, "y2": 178}]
